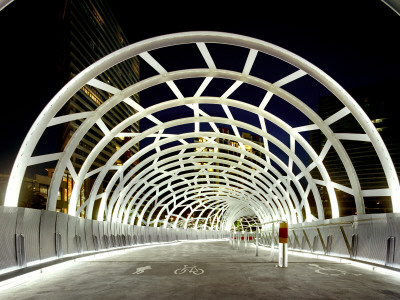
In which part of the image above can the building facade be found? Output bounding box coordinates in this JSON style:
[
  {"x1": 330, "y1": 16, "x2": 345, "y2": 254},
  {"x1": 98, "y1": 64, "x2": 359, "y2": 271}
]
[
  {"x1": 309, "y1": 78, "x2": 400, "y2": 217},
  {"x1": 194, "y1": 127, "x2": 265, "y2": 180},
  {"x1": 55, "y1": 0, "x2": 140, "y2": 216}
]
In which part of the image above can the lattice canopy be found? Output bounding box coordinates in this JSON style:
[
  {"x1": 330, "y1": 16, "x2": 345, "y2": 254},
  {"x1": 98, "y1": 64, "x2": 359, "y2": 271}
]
[{"x1": 5, "y1": 32, "x2": 399, "y2": 231}]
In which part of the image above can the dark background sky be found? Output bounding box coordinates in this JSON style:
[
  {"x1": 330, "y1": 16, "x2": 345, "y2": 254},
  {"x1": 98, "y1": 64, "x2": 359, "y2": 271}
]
[{"x1": 0, "y1": 0, "x2": 399, "y2": 176}]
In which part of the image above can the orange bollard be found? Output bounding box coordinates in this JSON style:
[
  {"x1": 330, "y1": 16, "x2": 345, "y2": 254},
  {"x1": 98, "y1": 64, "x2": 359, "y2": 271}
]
[
  {"x1": 279, "y1": 222, "x2": 288, "y2": 243},
  {"x1": 278, "y1": 222, "x2": 288, "y2": 267}
]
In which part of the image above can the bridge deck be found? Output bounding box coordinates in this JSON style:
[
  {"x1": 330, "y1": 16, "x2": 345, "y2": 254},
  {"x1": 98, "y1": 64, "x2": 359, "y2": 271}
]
[{"x1": 1, "y1": 240, "x2": 400, "y2": 299}]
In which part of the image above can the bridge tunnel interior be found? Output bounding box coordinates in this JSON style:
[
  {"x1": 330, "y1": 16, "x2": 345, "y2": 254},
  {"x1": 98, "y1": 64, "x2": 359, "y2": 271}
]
[{"x1": 3, "y1": 32, "x2": 399, "y2": 234}]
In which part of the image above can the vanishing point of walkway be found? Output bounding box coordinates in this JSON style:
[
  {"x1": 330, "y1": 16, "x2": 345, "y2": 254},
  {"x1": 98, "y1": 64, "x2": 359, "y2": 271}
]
[{"x1": 1, "y1": 241, "x2": 400, "y2": 299}]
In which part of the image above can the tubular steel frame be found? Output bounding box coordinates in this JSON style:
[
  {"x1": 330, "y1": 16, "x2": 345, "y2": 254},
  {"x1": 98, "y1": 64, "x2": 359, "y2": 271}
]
[{"x1": 4, "y1": 32, "x2": 399, "y2": 231}]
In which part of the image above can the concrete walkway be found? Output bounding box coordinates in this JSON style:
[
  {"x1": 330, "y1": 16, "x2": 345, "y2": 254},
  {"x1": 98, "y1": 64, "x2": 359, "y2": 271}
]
[{"x1": 1, "y1": 240, "x2": 400, "y2": 299}]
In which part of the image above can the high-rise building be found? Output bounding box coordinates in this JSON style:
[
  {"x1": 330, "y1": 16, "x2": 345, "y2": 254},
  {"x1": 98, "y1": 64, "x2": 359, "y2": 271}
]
[
  {"x1": 58, "y1": 0, "x2": 140, "y2": 168},
  {"x1": 309, "y1": 78, "x2": 400, "y2": 217},
  {"x1": 195, "y1": 127, "x2": 265, "y2": 178},
  {"x1": 54, "y1": 0, "x2": 140, "y2": 215}
]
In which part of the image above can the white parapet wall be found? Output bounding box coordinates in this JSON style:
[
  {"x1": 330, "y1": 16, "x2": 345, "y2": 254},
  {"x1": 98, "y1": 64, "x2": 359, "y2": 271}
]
[{"x1": 0, "y1": 206, "x2": 229, "y2": 275}]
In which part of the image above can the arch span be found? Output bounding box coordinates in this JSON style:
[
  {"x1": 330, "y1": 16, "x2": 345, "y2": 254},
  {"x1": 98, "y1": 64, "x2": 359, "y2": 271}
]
[{"x1": 5, "y1": 31, "x2": 399, "y2": 232}]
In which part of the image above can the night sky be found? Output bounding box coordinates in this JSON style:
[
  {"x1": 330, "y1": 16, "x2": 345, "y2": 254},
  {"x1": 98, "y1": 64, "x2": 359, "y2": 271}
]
[{"x1": 0, "y1": 0, "x2": 399, "y2": 177}]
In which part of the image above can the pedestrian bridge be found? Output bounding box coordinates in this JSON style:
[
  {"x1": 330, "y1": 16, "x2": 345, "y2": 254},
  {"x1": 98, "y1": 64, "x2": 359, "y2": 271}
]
[
  {"x1": 1, "y1": 32, "x2": 400, "y2": 291},
  {"x1": 1, "y1": 240, "x2": 400, "y2": 299}
]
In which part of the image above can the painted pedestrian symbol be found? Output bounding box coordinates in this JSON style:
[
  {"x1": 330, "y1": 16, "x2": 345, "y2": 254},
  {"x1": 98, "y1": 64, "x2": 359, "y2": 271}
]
[
  {"x1": 309, "y1": 264, "x2": 362, "y2": 277},
  {"x1": 174, "y1": 265, "x2": 204, "y2": 275},
  {"x1": 132, "y1": 266, "x2": 152, "y2": 274}
]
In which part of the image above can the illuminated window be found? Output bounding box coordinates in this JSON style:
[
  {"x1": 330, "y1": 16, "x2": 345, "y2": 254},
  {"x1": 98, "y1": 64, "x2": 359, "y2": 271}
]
[
  {"x1": 371, "y1": 118, "x2": 385, "y2": 124},
  {"x1": 39, "y1": 185, "x2": 48, "y2": 195},
  {"x1": 82, "y1": 86, "x2": 103, "y2": 106},
  {"x1": 117, "y1": 32, "x2": 124, "y2": 44},
  {"x1": 132, "y1": 63, "x2": 139, "y2": 77},
  {"x1": 88, "y1": 2, "x2": 105, "y2": 26}
]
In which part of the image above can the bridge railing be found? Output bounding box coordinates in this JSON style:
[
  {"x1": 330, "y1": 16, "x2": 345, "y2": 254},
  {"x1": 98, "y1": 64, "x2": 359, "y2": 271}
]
[
  {"x1": 0, "y1": 206, "x2": 229, "y2": 275},
  {"x1": 255, "y1": 213, "x2": 400, "y2": 270}
]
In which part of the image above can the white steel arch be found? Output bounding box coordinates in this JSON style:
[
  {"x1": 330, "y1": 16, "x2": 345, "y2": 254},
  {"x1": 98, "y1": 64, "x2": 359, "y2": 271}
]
[
  {"x1": 5, "y1": 32, "x2": 399, "y2": 231},
  {"x1": 106, "y1": 134, "x2": 302, "y2": 223},
  {"x1": 121, "y1": 152, "x2": 292, "y2": 223}
]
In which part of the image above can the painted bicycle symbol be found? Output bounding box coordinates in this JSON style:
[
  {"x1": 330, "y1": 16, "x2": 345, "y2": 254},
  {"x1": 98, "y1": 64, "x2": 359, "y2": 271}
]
[
  {"x1": 309, "y1": 264, "x2": 362, "y2": 277},
  {"x1": 132, "y1": 266, "x2": 152, "y2": 274},
  {"x1": 174, "y1": 265, "x2": 204, "y2": 275}
]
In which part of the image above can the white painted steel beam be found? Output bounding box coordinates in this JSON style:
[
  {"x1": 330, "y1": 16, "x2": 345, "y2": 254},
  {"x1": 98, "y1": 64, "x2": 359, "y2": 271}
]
[
  {"x1": 84, "y1": 117, "x2": 318, "y2": 224},
  {"x1": 6, "y1": 31, "x2": 398, "y2": 232},
  {"x1": 73, "y1": 95, "x2": 329, "y2": 221}
]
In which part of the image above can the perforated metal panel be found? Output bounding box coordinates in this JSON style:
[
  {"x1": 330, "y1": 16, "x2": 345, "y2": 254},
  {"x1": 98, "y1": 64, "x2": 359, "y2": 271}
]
[
  {"x1": 67, "y1": 215, "x2": 77, "y2": 254},
  {"x1": 289, "y1": 231, "x2": 297, "y2": 249},
  {"x1": 354, "y1": 217, "x2": 386, "y2": 265},
  {"x1": 97, "y1": 221, "x2": 104, "y2": 249},
  {"x1": 112, "y1": 223, "x2": 117, "y2": 236},
  {"x1": 293, "y1": 229, "x2": 306, "y2": 250},
  {"x1": 121, "y1": 223, "x2": 127, "y2": 235},
  {"x1": 116, "y1": 223, "x2": 121, "y2": 235},
  {"x1": 110, "y1": 222, "x2": 115, "y2": 236},
  {"x1": 75, "y1": 218, "x2": 86, "y2": 251},
  {"x1": 56, "y1": 212, "x2": 68, "y2": 257},
  {"x1": 165, "y1": 228, "x2": 170, "y2": 242},
  {"x1": 175, "y1": 228, "x2": 180, "y2": 240},
  {"x1": 150, "y1": 226, "x2": 157, "y2": 241},
  {"x1": 385, "y1": 236, "x2": 396, "y2": 267},
  {"x1": 340, "y1": 223, "x2": 354, "y2": 258},
  {"x1": 15, "y1": 233, "x2": 26, "y2": 267},
  {"x1": 159, "y1": 228, "x2": 165, "y2": 242},
  {"x1": 317, "y1": 226, "x2": 331, "y2": 249},
  {"x1": 105, "y1": 222, "x2": 111, "y2": 237},
  {"x1": 16, "y1": 208, "x2": 41, "y2": 263},
  {"x1": 302, "y1": 228, "x2": 321, "y2": 254},
  {"x1": 132, "y1": 225, "x2": 138, "y2": 236},
  {"x1": 123, "y1": 224, "x2": 128, "y2": 237},
  {"x1": 387, "y1": 214, "x2": 400, "y2": 268},
  {"x1": 145, "y1": 227, "x2": 150, "y2": 243},
  {"x1": 0, "y1": 206, "x2": 18, "y2": 270},
  {"x1": 142, "y1": 227, "x2": 148, "y2": 243},
  {"x1": 92, "y1": 220, "x2": 99, "y2": 239},
  {"x1": 3, "y1": 208, "x2": 400, "y2": 274},
  {"x1": 139, "y1": 227, "x2": 145, "y2": 244},
  {"x1": 92, "y1": 220, "x2": 99, "y2": 250},
  {"x1": 85, "y1": 219, "x2": 94, "y2": 251},
  {"x1": 286, "y1": 215, "x2": 400, "y2": 269},
  {"x1": 39, "y1": 210, "x2": 57, "y2": 260},
  {"x1": 369, "y1": 218, "x2": 389, "y2": 264},
  {"x1": 55, "y1": 233, "x2": 63, "y2": 257},
  {"x1": 102, "y1": 222, "x2": 110, "y2": 235}
]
